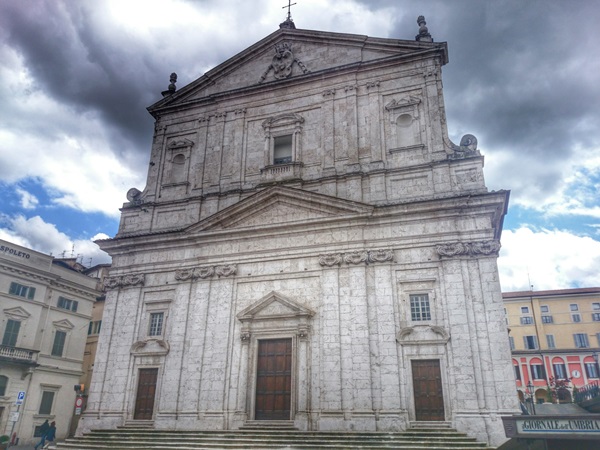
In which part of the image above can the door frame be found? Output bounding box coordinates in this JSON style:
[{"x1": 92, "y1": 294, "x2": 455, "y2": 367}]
[
  {"x1": 248, "y1": 333, "x2": 297, "y2": 421},
  {"x1": 409, "y1": 357, "x2": 448, "y2": 422},
  {"x1": 254, "y1": 337, "x2": 294, "y2": 420},
  {"x1": 132, "y1": 366, "x2": 161, "y2": 421}
]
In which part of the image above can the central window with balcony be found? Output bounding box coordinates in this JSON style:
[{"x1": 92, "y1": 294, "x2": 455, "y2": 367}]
[{"x1": 273, "y1": 135, "x2": 293, "y2": 164}]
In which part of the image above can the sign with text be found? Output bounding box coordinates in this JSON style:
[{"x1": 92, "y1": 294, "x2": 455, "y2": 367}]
[
  {"x1": 503, "y1": 415, "x2": 600, "y2": 440},
  {"x1": 16, "y1": 391, "x2": 25, "y2": 405},
  {"x1": 518, "y1": 418, "x2": 600, "y2": 436}
]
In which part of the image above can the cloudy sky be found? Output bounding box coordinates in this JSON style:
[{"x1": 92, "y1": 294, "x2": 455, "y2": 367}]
[{"x1": 0, "y1": 0, "x2": 599, "y2": 292}]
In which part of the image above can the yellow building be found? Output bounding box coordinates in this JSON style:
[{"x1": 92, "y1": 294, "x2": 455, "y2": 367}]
[{"x1": 503, "y1": 288, "x2": 600, "y2": 403}]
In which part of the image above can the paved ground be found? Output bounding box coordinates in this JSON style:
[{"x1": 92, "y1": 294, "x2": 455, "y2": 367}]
[{"x1": 7, "y1": 445, "x2": 58, "y2": 449}]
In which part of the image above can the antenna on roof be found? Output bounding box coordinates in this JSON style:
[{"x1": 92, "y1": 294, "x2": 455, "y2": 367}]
[
  {"x1": 71, "y1": 244, "x2": 75, "y2": 257},
  {"x1": 280, "y1": 0, "x2": 297, "y2": 29}
]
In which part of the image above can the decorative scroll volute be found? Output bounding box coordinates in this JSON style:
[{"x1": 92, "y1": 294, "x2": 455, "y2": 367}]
[
  {"x1": 174, "y1": 265, "x2": 233, "y2": 281},
  {"x1": 104, "y1": 274, "x2": 145, "y2": 290},
  {"x1": 367, "y1": 249, "x2": 394, "y2": 264},
  {"x1": 319, "y1": 249, "x2": 394, "y2": 267},
  {"x1": 436, "y1": 240, "x2": 501, "y2": 258},
  {"x1": 319, "y1": 254, "x2": 342, "y2": 267}
]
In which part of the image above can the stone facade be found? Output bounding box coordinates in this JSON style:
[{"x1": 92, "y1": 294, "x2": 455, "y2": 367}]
[{"x1": 81, "y1": 22, "x2": 518, "y2": 446}]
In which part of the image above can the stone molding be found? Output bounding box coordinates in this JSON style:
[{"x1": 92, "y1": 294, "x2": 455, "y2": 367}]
[
  {"x1": 52, "y1": 319, "x2": 74, "y2": 331},
  {"x1": 1, "y1": 264, "x2": 96, "y2": 298},
  {"x1": 237, "y1": 291, "x2": 315, "y2": 343},
  {"x1": 130, "y1": 338, "x2": 170, "y2": 356},
  {"x1": 397, "y1": 325, "x2": 449, "y2": 345},
  {"x1": 174, "y1": 264, "x2": 236, "y2": 281},
  {"x1": 168, "y1": 138, "x2": 194, "y2": 149},
  {"x1": 385, "y1": 96, "x2": 421, "y2": 111},
  {"x1": 104, "y1": 274, "x2": 145, "y2": 290},
  {"x1": 3, "y1": 306, "x2": 31, "y2": 321},
  {"x1": 436, "y1": 240, "x2": 501, "y2": 258},
  {"x1": 319, "y1": 249, "x2": 394, "y2": 267}
]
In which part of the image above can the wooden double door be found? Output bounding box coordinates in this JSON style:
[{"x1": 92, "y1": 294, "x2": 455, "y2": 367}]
[
  {"x1": 411, "y1": 359, "x2": 445, "y2": 421},
  {"x1": 134, "y1": 368, "x2": 158, "y2": 420},
  {"x1": 255, "y1": 338, "x2": 292, "y2": 420}
]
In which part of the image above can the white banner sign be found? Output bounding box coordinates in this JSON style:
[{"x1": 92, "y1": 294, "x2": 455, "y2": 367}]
[{"x1": 518, "y1": 418, "x2": 600, "y2": 437}]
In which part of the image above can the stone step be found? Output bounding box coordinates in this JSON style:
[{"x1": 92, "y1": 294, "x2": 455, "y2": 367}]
[
  {"x1": 56, "y1": 428, "x2": 494, "y2": 450},
  {"x1": 86, "y1": 428, "x2": 474, "y2": 437},
  {"x1": 240, "y1": 420, "x2": 298, "y2": 430},
  {"x1": 57, "y1": 443, "x2": 493, "y2": 450},
  {"x1": 67, "y1": 435, "x2": 482, "y2": 444}
]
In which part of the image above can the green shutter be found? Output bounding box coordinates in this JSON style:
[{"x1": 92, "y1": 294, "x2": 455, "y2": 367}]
[
  {"x1": 51, "y1": 331, "x2": 66, "y2": 356},
  {"x1": 2, "y1": 320, "x2": 20, "y2": 347},
  {"x1": 39, "y1": 391, "x2": 55, "y2": 415}
]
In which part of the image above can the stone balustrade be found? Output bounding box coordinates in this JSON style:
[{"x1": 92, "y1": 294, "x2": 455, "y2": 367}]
[{"x1": 0, "y1": 344, "x2": 38, "y2": 362}]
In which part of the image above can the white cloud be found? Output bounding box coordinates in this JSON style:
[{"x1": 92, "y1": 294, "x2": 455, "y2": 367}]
[
  {"x1": 498, "y1": 227, "x2": 600, "y2": 292},
  {"x1": 0, "y1": 50, "x2": 144, "y2": 217},
  {"x1": 15, "y1": 187, "x2": 39, "y2": 209},
  {"x1": 0, "y1": 215, "x2": 111, "y2": 265}
]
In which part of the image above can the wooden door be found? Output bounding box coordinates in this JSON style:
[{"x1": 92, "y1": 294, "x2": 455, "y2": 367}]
[
  {"x1": 255, "y1": 338, "x2": 292, "y2": 420},
  {"x1": 412, "y1": 359, "x2": 445, "y2": 421},
  {"x1": 134, "y1": 368, "x2": 158, "y2": 420}
]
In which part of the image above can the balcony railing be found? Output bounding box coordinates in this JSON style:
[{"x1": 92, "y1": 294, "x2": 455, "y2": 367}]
[
  {"x1": 260, "y1": 162, "x2": 304, "y2": 183},
  {"x1": 0, "y1": 345, "x2": 39, "y2": 363},
  {"x1": 574, "y1": 380, "x2": 599, "y2": 403}
]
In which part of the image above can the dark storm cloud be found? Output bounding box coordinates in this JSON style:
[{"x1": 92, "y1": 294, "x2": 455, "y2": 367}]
[
  {"x1": 372, "y1": 0, "x2": 600, "y2": 199},
  {"x1": 1, "y1": 0, "x2": 599, "y2": 205},
  {"x1": 0, "y1": 0, "x2": 157, "y2": 157}
]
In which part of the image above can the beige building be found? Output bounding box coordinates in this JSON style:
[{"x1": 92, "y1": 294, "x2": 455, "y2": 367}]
[
  {"x1": 503, "y1": 287, "x2": 600, "y2": 403},
  {"x1": 80, "y1": 264, "x2": 109, "y2": 394},
  {"x1": 0, "y1": 239, "x2": 102, "y2": 446},
  {"x1": 60, "y1": 263, "x2": 110, "y2": 436},
  {"x1": 81, "y1": 17, "x2": 518, "y2": 447}
]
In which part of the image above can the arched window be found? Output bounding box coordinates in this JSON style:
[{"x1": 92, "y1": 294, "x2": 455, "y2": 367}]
[{"x1": 0, "y1": 375, "x2": 8, "y2": 396}]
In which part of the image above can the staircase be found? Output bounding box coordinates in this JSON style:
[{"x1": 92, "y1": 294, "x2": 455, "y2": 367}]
[{"x1": 56, "y1": 425, "x2": 495, "y2": 449}]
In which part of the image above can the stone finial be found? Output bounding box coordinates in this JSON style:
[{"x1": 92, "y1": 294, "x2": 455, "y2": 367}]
[
  {"x1": 280, "y1": 0, "x2": 297, "y2": 29},
  {"x1": 161, "y1": 72, "x2": 177, "y2": 97},
  {"x1": 279, "y1": 17, "x2": 296, "y2": 29},
  {"x1": 416, "y1": 15, "x2": 433, "y2": 42}
]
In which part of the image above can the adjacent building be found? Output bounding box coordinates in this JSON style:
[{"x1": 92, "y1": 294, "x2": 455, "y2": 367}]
[
  {"x1": 0, "y1": 240, "x2": 102, "y2": 446},
  {"x1": 503, "y1": 288, "x2": 600, "y2": 402},
  {"x1": 81, "y1": 17, "x2": 518, "y2": 447}
]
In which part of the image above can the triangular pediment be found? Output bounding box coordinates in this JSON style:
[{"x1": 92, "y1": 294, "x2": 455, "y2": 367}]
[
  {"x1": 186, "y1": 186, "x2": 373, "y2": 233},
  {"x1": 53, "y1": 319, "x2": 75, "y2": 331},
  {"x1": 3, "y1": 306, "x2": 31, "y2": 321},
  {"x1": 237, "y1": 291, "x2": 315, "y2": 322},
  {"x1": 149, "y1": 28, "x2": 446, "y2": 112}
]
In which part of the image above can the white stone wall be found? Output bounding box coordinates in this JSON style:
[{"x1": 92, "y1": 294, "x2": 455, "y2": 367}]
[{"x1": 85, "y1": 28, "x2": 518, "y2": 447}]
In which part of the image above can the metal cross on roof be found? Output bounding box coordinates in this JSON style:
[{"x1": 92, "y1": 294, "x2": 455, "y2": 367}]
[{"x1": 282, "y1": 0, "x2": 297, "y2": 21}]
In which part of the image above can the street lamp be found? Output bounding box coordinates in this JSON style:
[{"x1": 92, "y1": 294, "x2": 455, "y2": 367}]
[{"x1": 526, "y1": 381, "x2": 536, "y2": 415}]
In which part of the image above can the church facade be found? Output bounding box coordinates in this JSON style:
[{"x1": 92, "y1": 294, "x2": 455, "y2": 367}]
[{"x1": 81, "y1": 18, "x2": 518, "y2": 446}]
